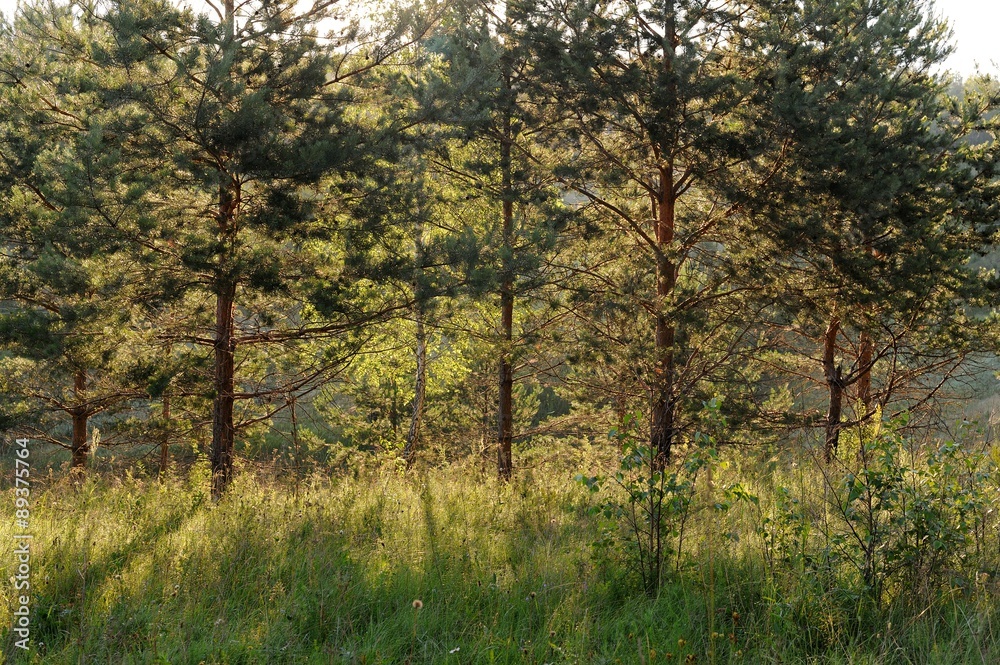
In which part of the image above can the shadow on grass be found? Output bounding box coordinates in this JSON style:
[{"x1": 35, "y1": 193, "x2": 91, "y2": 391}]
[{"x1": 4, "y1": 466, "x2": 1000, "y2": 664}]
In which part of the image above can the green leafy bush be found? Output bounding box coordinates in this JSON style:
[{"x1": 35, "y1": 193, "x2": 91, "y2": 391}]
[{"x1": 576, "y1": 400, "x2": 726, "y2": 596}]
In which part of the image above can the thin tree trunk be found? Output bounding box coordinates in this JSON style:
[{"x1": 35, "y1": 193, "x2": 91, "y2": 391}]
[
  {"x1": 159, "y1": 393, "x2": 170, "y2": 480},
  {"x1": 497, "y1": 213, "x2": 514, "y2": 476},
  {"x1": 651, "y1": 4, "x2": 678, "y2": 467},
  {"x1": 211, "y1": 278, "x2": 237, "y2": 497},
  {"x1": 210, "y1": 0, "x2": 239, "y2": 498},
  {"x1": 70, "y1": 369, "x2": 89, "y2": 471},
  {"x1": 651, "y1": 166, "x2": 677, "y2": 465},
  {"x1": 404, "y1": 315, "x2": 427, "y2": 469},
  {"x1": 824, "y1": 316, "x2": 844, "y2": 463},
  {"x1": 858, "y1": 242, "x2": 876, "y2": 414},
  {"x1": 290, "y1": 394, "x2": 301, "y2": 495},
  {"x1": 211, "y1": 174, "x2": 239, "y2": 497},
  {"x1": 498, "y1": 302, "x2": 513, "y2": 480},
  {"x1": 497, "y1": 61, "x2": 515, "y2": 481},
  {"x1": 405, "y1": 217, "x2": 427, "y2": 468},
  {"x1": 223, "y1": 0, "x2": 235, "y2": 35}
]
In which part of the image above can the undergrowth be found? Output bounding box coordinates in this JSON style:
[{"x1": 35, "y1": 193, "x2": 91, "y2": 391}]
[{"x1": 0, "y1": 436, "x2": 998, "y2": 664}]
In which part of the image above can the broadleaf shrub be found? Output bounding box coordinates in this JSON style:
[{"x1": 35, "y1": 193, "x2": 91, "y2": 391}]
[{"x1": 576, "y1": 400, "x2": 726, "y2": 596}]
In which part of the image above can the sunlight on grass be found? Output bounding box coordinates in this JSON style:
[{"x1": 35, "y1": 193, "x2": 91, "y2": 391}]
[{"x1": 2, "y1": 448, "x2": 1000, "y2": 663}]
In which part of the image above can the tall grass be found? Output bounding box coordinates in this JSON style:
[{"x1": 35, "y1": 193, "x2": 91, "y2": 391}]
[{"x1": 0, "y1": 441, "x2": 999, "y2": 664}]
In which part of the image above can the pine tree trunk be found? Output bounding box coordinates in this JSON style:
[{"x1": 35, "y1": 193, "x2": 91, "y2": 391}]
[
  {"x1": 211, "y1": 174, "x2": 239, "y2": 497},
  {"x1": 211, "y1": 279, "x2": 237, "y2": 497},
  {"x1": 496, "y1": 63, "x2": 515, "y2": 481},
  {"x1": 290, "y1": 395, "x2": 301, "y2": 493},
  {"x1": 858, "y1": 242, "x2": 876, "y2": 414},
  {"x1": 70, "y1": 369, "x2": 89, "y2": 471},
  {"x1": 498, "y1": 190, "x2": 514, "y2": 480},
  {"x1": 159, "y1": 393, "x2": 170, "y2": 480},
  {"x1": 498, "y1": 294, "x2": 513, "y2": 480},
  {"x1": 823, "y1": 316, "x2": 843, "y2": 463},
  {"x1": 651, "y1": 169, "x2": 677, "y2": 465},
  {"x1": 71, "y1": 411, "x2": 89, "y2": 470},
  {"x1": 404, "y1": 316, "x2": 426, "y2": 469},
  {"x1": 404, "y1": 215, "x2": 427, "y2": 469},
  {"x1": 650, "y1": 5, "x2": 678, "y2": 467},
  {"x1": 210, "y1": 1, "x2": 238, "y2": 497}
]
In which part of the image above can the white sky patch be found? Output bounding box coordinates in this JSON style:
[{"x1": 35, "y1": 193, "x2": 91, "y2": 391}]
[
  {"x1": 930, "y1": 0, "x2": 999, "y2": 77},
  {"x1": 0, "y1": 0, "x2": 995, "y2": 78}
]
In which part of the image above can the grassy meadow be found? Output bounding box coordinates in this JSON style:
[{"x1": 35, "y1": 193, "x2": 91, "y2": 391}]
[{"x1": 2, "y1": 430, "x2": 1000, "y2": 664}]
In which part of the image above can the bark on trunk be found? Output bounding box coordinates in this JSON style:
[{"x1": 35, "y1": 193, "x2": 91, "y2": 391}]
[
  {"x1": 857, "y1": 243, "x2": 877, "y2": 413},
  {"x1": 650, "y1": 6, "x2": 678, "y2": 467},
  {"x1": 211, "y1": 280, "x2": 237, "y2": 497},
  {"x1": 404, "y1": 313, "x2": 426, "y2": 468},
  {"x1": 498, "y1": 305, "x2": 513, "y2": 480},
  {"x1": 651, "y1": 167, "x2": 677, "y2": 465},
  {"x1": 290, "y1": 395, "x2": 301, "y2": 491},
  {"x1": 404, "y1": 218, "x2": 427, "y2": 468},
  {"x1": 211, "y1": 173, "x2": 239, "y2": 497},
  {"x1": 497, "y1": 252, "x2": 514, "y2": 478},
  {"x1": 70, "y1": 369, "x2": 89, "y2": 471},
  {"x1": 824, "y1": 316, "x2": 844, "y2": 463},
  {"x1": 496, "y1": 66, "x2": 515, "y2": 481}
]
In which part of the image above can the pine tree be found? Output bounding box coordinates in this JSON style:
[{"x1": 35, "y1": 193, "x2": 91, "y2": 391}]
[
  {"x1": 535, "y1": 0, "x2": 794, "y2": 463},
  {"x1": 0, "y1": 0, "x2": 153, "y2": 471},
  {"x1": 745, "y1": 0, "x2": 1000, "y2": 459},
  {"x1": 428, "y1": 0, "x2": 575, "y2": 478},
  {"x1": 88, "y1": 0, "x2": 433, "y2": 493}
]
